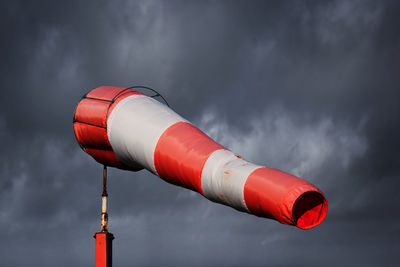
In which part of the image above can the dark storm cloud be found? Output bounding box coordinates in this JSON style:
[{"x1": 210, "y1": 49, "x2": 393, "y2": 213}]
[{"x1": 0, "y1": 0, "x2": 399, "y2": 266}]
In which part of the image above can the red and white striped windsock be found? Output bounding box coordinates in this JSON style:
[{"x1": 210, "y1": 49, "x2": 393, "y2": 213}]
[{"x1": 74, "y1": 86, "x2": 328, "y2": 229}]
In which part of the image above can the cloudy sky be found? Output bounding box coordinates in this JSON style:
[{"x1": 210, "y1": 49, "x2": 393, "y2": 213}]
[{"x1": 1, "y1": 0, "x2": 399, "y2": 266}]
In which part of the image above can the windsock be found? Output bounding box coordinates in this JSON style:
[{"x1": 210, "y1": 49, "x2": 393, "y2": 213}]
[{"x1": 73, "y1": 86, "x2": 327, "y2": 229}]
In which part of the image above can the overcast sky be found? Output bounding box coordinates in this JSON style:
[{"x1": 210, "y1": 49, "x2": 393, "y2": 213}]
[{"x1": 1, "y1": 0, "x2": 399, "y2": 266}]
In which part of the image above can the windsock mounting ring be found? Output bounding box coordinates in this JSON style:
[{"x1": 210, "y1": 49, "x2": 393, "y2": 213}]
[
  {"x1": 73, "y1": 85, "x2": 169, "y2": 170},
  {"x1": 127, "y1": 85, "x2": 170, "y2": 107}
]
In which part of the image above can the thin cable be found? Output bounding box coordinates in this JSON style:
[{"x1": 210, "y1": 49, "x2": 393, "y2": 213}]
[{"x1": 127, "y1": 85, "x2": 170, "y2": 107}]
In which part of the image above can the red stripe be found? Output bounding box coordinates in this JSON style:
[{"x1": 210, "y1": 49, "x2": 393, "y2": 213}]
[
  {"x1": 86, "y1": 86, "x2": 128, "y2": 101},
  {"x1": 73, "y1": 86, "x2": 144, "y2": 169},
  {"x1": 73, "y1": 122, "x2": 110, "y2": 149},
  {"x1": 154, "y1": 122, "x2": 226, "y2": 194},
  {"x1": 243, "y1": 167, "x2": 327, "y2": 229},
  {"x1": 75, "y1": 98, "x2": 110, "y2": 127}
]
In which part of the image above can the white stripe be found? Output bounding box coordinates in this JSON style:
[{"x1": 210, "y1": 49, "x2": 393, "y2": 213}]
[
  {"x1": 107, "y1": 95, "x2": 187, "y2": 173},
  {"x1": 201, "y1": 149, "x2": 261, "y2": 212}
]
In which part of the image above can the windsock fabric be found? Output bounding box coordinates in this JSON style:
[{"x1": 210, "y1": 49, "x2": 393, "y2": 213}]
[{"x1": 74, "y1": 86, "x2": 328, "y2": 229}]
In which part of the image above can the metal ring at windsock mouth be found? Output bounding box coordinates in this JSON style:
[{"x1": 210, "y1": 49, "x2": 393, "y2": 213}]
[{"x1": 292, "y1": 190, "x2": 328, "y2": 229}]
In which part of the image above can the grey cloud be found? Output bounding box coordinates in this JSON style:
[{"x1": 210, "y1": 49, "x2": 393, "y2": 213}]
[{"x1": 1, "y1": 0, "x2": 399, "y2": 266}]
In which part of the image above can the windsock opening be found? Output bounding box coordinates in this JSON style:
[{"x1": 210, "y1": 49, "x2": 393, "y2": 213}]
[{"x1": 292, "y1": 191, "x2": 327, "y2": 229}]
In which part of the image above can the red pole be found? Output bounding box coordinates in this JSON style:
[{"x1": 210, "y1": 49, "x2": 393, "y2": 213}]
[
  {"x1": 94, "y1": 232, "x2": 114, "y2": 267},
  {"x1": 94, "y1": 166, "x2": 114, "y2": 267}
]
